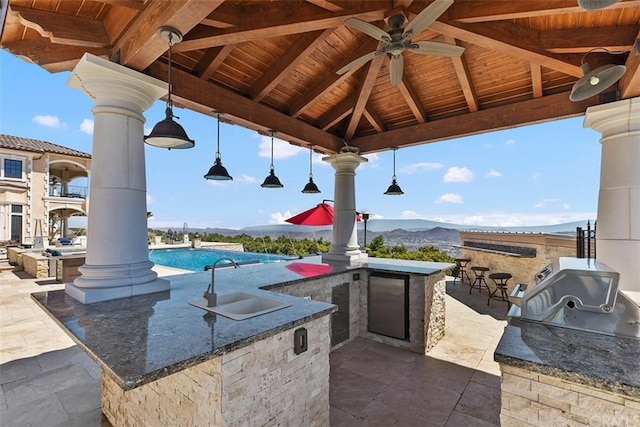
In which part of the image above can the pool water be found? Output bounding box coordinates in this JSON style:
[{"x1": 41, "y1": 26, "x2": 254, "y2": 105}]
[{"x1": 149, "y1": 248, "x2": 295, "y2": 272}]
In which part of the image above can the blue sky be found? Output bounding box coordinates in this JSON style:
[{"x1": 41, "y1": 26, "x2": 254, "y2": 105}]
[{"x1": 1, "y1": 50, "x2": 601, "y2": 230}]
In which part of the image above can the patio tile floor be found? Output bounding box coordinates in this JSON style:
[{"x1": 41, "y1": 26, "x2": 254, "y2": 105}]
[{"x1": 0, "y1": 265, "x2": 507, "y2": 426}]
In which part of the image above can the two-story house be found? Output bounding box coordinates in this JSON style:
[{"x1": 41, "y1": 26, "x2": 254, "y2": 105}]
[{"x1": 0, "y1": 134, "x2": 91, "y2": 247}]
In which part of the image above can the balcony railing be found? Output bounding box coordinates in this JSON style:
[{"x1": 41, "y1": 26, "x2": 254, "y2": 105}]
[{"x1": 49, "y1": 185, "x2": 87, "y2": 199}]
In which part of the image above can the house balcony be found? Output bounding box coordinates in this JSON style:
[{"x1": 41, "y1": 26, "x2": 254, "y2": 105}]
[{"x1": 46, "y1": 185, "x2": 88, "y2": 214}]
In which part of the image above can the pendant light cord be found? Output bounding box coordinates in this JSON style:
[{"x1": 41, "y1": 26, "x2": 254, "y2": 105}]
[
  {"x1": 309, "y1": 145, "x2": 314, "y2": 179},
  {"x1": 270, "y1": 132, "x2": 275, "y2": 171},
  {"x1": 216, "y1": 113, "x2": 221, "y2": 160},
  {"x1": 392, "y1": 148, "x2": 397, "y2": 180},
  {"x1": 167, "y1": 32, "x2": 174, "y2": 115}
]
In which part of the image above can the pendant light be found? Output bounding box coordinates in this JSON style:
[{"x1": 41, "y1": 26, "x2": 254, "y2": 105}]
[
  {"x1": 384, "y1": 148, "x2": 404, "y2": 195},
  {"x1": 301, "y1": 145, "x2": 320, "y2": 194},
  {"x1": 261, "y1": 131, "x2": 284, "y2": 188},
  {"x1": 204, "y1": 112, "x2": 233, "y2": 180},
  {"x1": 145, "y1": 27, "x2": 195, "y2": 150},
  {"x1": 569, "y1": 48, "x2": 627, "y2": 102}
]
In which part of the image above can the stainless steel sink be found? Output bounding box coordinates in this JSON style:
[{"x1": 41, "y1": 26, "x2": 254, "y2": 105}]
[{"x1": 189, "y1": 292, "x2": 291, "y2": 320}]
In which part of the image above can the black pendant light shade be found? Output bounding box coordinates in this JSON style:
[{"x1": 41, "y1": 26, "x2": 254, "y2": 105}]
[
  {"x1": 145, "y1": 27, "x2": 195, "y2": 150},
  {"x1": 261, "y1": 131, "x2": 283, "y2": 188},
  {"x1": 204, "y1": 112, "x2": 233, "y2": 180},
  {"x1": 302, "y1": 145, "x2": 320, "y2": 193},
  {"x1": 570, "y1": 48, "x2": 627, "y2": 102},
  {"x1": 384, "y1": 148, "x2": 404, "y2": 195}
]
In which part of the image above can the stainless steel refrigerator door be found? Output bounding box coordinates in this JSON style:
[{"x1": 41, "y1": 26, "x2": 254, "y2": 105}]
[{"x1": 368, "y1": 274, "x2": 408, "y2": 340}]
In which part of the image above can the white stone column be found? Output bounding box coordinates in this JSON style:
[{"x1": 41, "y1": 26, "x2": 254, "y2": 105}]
[
  {"x1": 65, "y1": 53, "x2": 170, "y2": 304},
  {"x1": 321, "y1": 152, "x2": 368, "y2": 266},
  {"x1": 583, "y1": 97, "x2": 640, "y2": 293}
]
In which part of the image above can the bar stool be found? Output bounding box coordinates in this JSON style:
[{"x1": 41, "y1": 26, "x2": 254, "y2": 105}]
[
  {"x1": 488, "y1": 272, "x2": 512, "y2": 308},
  {"x1": 453, "y1": 258, "x2": 471, "y2": 285},
  {"x1": 469, "y1": 266, "x2": 490, "y2": 294}
]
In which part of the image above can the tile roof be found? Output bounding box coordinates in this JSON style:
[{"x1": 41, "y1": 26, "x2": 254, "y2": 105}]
[{"x1": 0, "y1": 134, "x2": 91, "y2": 158}]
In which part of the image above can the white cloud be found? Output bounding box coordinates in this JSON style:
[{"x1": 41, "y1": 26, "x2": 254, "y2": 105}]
[
  {"x1": 79, "y1": 119, "x2": 94, "y2": 135},
  {"x1": 238, "y1": 174, "x2": 259, "y2": 184},
  {"x1": 33, "y1": 115, "x2": 64, "y2": 128},
  {"x1": 400, "y1": 210, "x2": 426, "y2": 219},
  {"x1": 258, "y1": 136, "x2": 304, "y2": 160},
  {"x1": 562, "y1": 203, "x2": 570, "y2": 210},
  {"x1": 268, "y1": 211, "x2": 294, "y2": 224},
  {"x1": 443, "y1": 167, "x2": 474, "y2": 183},
  {"x1": 362, "y1": 152, "x2": 380, "y2": 168},
  {"x1": 505, "y1": 139, "x2": 516, "y2": 145},
  {"x1": 534, "y1": 202, "x2": 545, "y2": 208},
  {"x1": 147, "y1": 195, "x2": 154, "y2": 204},
  {"x1": 436, "y1": 193, "x2": 463, "y2": 204},
  {"x1": 427, "y1": 211, "x2": 596, "y2": 227},
  {"x1": 533, "y1": 173, "x2": 542, "y2": 180},
  {"x1": 485, "y1": 169, "x2": 502, "y2": 178},
  {"x1": 400, "y1": 162, "x2": 443, "y2": 174}
]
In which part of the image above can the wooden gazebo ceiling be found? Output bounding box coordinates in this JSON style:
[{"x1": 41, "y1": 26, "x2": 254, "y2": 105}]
[{"x1": 1, "y1": 0, "x2": 639, "y2": 155}]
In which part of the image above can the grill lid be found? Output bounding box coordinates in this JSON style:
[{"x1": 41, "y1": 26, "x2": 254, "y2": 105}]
[{"x1": 509, "y1": 258, "x2": 640, "y2": 340}]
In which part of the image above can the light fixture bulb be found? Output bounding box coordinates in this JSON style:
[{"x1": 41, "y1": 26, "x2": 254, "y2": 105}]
[{"x1": 590, "y1": 76, "x2": 600, "y2": 86}]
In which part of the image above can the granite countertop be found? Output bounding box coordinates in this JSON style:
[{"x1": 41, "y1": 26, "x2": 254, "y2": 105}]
[
  {"x1": 495, "y1": 318, "x2": 640, "y2": 398},
  {"x1": 32, "y1": 256, "x2": 452, "y2": 390}
]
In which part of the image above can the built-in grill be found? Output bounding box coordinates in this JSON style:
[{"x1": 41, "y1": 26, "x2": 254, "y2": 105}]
[{"x1": 509, "y1": 257, "x2": 640, "y2": 340}]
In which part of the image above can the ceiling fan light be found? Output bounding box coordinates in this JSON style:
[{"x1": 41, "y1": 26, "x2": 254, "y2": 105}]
[
  {"x1": 570, "y1": 63, "x2": 627, "y2": 102},
  {"x1": 577, "y1": 0, "x2": 620, "y2": 11}
]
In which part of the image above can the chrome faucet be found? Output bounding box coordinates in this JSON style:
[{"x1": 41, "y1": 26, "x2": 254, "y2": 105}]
[{"x1": 204, "y1": 258, "x2": 239, "y2": 307}]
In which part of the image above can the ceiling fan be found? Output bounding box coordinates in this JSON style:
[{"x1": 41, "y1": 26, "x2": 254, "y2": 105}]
[{"x1": 336, "y1": 0, "x2": 464, "y2": 86}]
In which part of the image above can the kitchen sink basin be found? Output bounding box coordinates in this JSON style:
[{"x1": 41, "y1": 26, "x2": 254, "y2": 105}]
[{"x1": 189, "y1": 292, "x2": 291, "y2": 320}]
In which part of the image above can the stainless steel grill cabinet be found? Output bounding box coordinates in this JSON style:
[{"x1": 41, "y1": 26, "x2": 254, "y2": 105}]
[{"x1": 509, "y1": 257, "x2": 640, "y2": 339}]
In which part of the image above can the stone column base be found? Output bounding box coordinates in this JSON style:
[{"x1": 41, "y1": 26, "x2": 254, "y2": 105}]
[
  {"x1": 322, "y1": 251, "x2": 368, "y2": 267},
  {"x1": 65, "y1": 278, "x2": 170, "y2": 304}
]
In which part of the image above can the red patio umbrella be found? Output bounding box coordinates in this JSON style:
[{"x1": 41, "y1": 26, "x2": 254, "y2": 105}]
[
  {"x1": 285, "y1": 201, "x2": 335, "y2": 226},
  {"x1": 285, "y1": 201, "x2": 361, "y2": 226},
  {"x1": 285, "y1": 262, "x2": 332, "y2": 278}
]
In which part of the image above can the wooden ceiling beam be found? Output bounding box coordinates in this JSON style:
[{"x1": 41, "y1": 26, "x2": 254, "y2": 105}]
[
  {"x1": 174, "y1": 3, "x2": 388, "y2": 52},
  {"x1": 430, "y1": 19, "x2": 583, "y2": 77},
  {"x1": 540, "y1": 26, "x2": 638, "y2": 54},
  {"x1": 619, "y1": 30, "x2": 640, "y2": 99},
  {"x1": 351, "y1": 92, "x2": 600, "y2": 153},
  {"x1": 344, "y1": 53, "x2": 385, "y2": 140},
  {"x1": 99, "y1": 0, "x2": 145, "y2": 11},
  {"x1": 147, "y1": 61, "x2": 344, "y2": 153},
  {"x1": 9, "y1": 6, "x2": 110, "y2": 48},
  {"x1": 318, "y1": 98, "x2": 354, "y2": 131},
  {"x1": 364, "y1": 105, "x2": 385, "y2": 133},
  {"x1": 290, "y1": 37, "x2": 380, "y2": 118},
  {"x1": 0, "y1": 38, "x2": 109, "y2": 71},
  {"x1": 195, "y1": 44, "x2": 236, "y2": 81},
  {"x1": 249, "y1": 28, "x2": 334, "y2": 102},
  {"x1": 531, "y1": 64, "x2": 543, "y2": 98},
  {"x1": 115, "y1": 1, "x2": 223, "y2": 70},
  {"x1": 446, "y1": 0, "x2": 640, "y2": 23},
  {"x1": 443, "y1": 36, "x2": 477, "y2": 113},
  {"x1": 305, "y1": 0, "x2": 345, "y2": 12},
  {"x1": 395, "y1": 74, "x2": 429, "y2": 122}
]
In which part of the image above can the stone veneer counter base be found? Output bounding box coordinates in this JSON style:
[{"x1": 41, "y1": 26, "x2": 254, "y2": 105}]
[{"x1": 495, "y1": 318, "x2": 640, "y2": 426}]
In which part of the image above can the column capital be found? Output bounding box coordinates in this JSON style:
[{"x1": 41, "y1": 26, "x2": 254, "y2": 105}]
[
  {"x1": 322, "y1": 152, "x2": 368, "y2": 172},
  {"x1": 68, "y1": 53, "x2": 166, "y2": 113},
  {"x1": 583, "y1": 97, "x2": 640, "y2": 139}
]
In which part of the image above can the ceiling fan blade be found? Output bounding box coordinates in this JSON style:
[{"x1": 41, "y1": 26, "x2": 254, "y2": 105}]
[
  {"x1": 404, "y1": 0, "x2": 454, "y2": 38},
  {"x1": 344, "y1": 18, "x2": 391, "y2": 42},
  {"x1": 409, "y1": 41, "x2": 464, "y2": 57},
  {"x1": 336, "y1": 51, "x2": 381, "y2": 75},
  {"x1": 389, "y1": 54, "x2": 404, "y2": 86}
]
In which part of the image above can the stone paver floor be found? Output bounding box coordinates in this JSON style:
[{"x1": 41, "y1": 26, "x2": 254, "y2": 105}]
[{"x1": 0, "y1": 266, "x2": 507, "y2": 426}]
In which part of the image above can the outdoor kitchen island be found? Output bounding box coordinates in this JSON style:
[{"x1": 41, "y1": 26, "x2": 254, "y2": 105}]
[{"x1": 31, "y1": 256, "x2": 452, "y2": 426}]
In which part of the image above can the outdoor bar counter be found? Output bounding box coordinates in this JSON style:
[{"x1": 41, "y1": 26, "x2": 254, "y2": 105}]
[
  {"x1": 32, "y1": 256, "x2": 452, "y2": 426},
  {"x1": 495, "y1": 319, "x2": 640, "y2": 426}
]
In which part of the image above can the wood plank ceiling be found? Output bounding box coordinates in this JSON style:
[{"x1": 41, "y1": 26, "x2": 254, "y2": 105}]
[{"x1": 1, "y1": 0, "x2": 639, "y2": 155}]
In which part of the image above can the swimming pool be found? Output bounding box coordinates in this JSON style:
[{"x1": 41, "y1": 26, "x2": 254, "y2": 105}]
[{"x1": 149, "y1": 248, "x2": 295, "y2": 272}]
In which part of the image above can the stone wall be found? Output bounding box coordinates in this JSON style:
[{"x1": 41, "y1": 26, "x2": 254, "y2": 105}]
[
  {"x1": 21, "y1": 253, "x2": 50, "y2": 278},
  {"x1": 268, "y1": 271, "x2": 360, "y2": 351},
  {"x1": 359, "y1": 270, "x2": 446, "y2": 354},
  {"x1": 102, "y1": 315, "x2": 331, "y2": 426},
  {"x1": 459, "y1": 232, "x2": 576, "y2": 290},
  {"x1": 500, "y1": 364, "x2": 640, "y2": 426}
]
